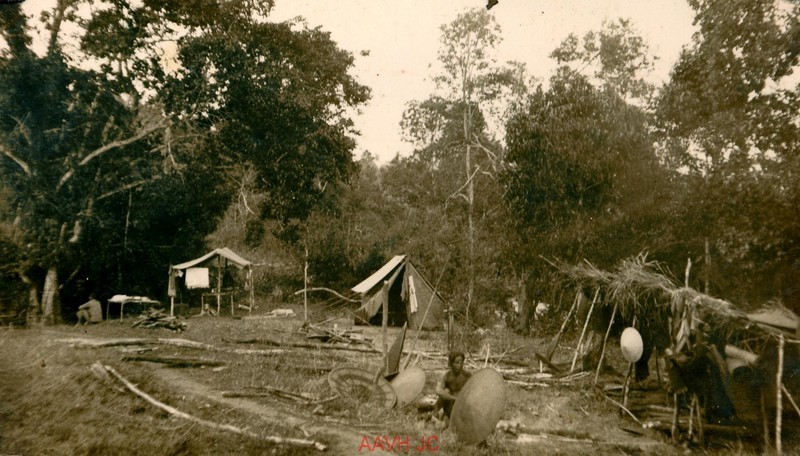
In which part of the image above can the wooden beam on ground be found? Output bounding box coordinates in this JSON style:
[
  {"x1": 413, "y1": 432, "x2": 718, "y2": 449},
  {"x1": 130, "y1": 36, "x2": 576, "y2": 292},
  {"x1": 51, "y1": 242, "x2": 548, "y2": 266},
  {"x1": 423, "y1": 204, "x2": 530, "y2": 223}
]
[
  {"x1": 121, "y1": 355, "x2": 224, "y2": 368},
  {"x1": 95, "y1": 363, "x2": 327, "y2": 451}
]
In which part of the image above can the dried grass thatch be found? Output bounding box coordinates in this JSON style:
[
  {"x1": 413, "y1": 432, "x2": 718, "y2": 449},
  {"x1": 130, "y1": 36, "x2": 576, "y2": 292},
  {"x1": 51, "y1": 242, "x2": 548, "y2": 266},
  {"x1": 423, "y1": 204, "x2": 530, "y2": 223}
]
[{"x1": 553, "y1": 253, "x2": 798, "y2": 349}]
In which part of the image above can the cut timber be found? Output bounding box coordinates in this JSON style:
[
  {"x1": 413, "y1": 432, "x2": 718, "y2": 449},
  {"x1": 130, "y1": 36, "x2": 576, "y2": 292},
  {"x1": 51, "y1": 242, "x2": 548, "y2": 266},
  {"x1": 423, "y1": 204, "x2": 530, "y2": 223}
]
[
  {"x1": 122, "y1": 355, "x2": 224, "y2": 368},
  {"x1": 97, "y1": 363, "x2": 327, "y2": 451}
]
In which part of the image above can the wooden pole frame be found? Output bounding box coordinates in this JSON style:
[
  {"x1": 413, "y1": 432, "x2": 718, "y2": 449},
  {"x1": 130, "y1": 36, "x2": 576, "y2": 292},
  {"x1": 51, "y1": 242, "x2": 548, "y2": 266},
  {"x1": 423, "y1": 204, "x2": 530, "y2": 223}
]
[{"x1": 570, "y1": 288, "x2": 600, "y2": 373}]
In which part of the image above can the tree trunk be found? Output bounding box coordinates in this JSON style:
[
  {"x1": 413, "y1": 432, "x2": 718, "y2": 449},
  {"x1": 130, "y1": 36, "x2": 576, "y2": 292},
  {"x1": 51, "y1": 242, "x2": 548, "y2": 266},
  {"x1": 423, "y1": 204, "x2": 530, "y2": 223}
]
[
  {"x1": 466, "y1": 142, "x2": 475, "y2": 325},
  {"x1": 20, "y1": 272, "x2": 40, "y2": 327},
  {"x1": 41, "y1": 266, "x2": 61, "y2": 325}
]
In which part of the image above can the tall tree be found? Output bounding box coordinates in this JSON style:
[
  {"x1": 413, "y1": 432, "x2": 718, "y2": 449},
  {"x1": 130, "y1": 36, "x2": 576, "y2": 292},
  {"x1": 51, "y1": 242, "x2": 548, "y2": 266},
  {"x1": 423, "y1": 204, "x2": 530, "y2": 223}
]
[
  {"x1": 401, "y1": 8, "x2": 527, "y2": 325},
  {"x1": 0, "y1": 1, "x2": 174, "y2": 324},
  {"x1": 502, "y1": 20, "x2": 669, "y2": 303},
  {"x1": 0, "y1": 0, "x2": 369, "y2": 324}
]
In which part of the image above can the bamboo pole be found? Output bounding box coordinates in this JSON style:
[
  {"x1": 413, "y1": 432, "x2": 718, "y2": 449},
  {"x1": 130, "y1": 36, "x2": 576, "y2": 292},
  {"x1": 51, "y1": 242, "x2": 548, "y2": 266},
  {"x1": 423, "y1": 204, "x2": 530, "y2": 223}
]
[
  {"x1": 570, "y1": 288, "x2": 599, "y2": 373},
  {"x1": 776, "y1": 334, "x2": 784, "y2": 454},
  {"x1": 594, "y1": 302, "x2": 618, "y2": 385}
]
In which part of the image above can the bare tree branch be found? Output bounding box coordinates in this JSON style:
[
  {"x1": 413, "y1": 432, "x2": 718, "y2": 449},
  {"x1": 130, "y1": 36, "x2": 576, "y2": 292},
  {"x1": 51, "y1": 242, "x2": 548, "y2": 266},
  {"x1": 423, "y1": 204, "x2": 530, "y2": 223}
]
[
  {"x1": 445, "y1": 165, "x2": 481, "y2": 209},
  {"x1": 57, "y1": 122, "x2": 165, "y2": 190},
  {"x1": 97, "y1": 178, "x2": 158, "y2": 202},
  {"x1": 1, "y1": 144, "x2": 32, "y2": 176}
]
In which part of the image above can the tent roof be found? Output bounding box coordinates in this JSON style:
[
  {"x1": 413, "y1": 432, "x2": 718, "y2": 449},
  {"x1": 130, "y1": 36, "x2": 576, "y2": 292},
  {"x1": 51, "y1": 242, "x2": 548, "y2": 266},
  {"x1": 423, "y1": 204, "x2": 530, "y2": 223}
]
[
  {"x1": 351, "y1": 255, "x2": 406, "y2": 294},
  {"x1": 172, "y1": 247, "x2": 252, "y2": 270}
]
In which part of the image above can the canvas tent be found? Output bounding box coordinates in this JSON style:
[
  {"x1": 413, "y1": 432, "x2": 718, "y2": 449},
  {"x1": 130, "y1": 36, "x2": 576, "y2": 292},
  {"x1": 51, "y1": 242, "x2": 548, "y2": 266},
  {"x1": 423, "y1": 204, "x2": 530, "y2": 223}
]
[
  {"x1": 168, "y1": 247, "x2": 254, "y2": 317},
  {"x1": 351, "y1": 255, "x2": 444, "y2": 330}
]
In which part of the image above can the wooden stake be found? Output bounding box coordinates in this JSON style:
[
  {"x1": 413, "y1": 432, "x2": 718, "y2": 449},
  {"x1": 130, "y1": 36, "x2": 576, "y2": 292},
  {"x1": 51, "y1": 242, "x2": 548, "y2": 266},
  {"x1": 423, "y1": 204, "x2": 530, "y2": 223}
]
[
  {"x1": 687, "y1": 394, "x2": 696, "y2": 441},
  {"x1": 761, "y1": 389, "x2": 771, "y2": 451},
  {"x1": 594, "y1": 302, "x2": 618, "y2": 385},
  {"x1": 604, "y1": 395, "x2": 641, "y2": 426},
  {"x1": 776, "y1": 334, "x2": 784, "y2": 455},
  {"x1": 671, "y1": 393, "x2": 680, "y2": 441},
  {"x1": 382, "y1": 280, "x2": 389, "y2": 375},
  {"x1": 303, "y1": 246, "x2": 309, "y2": 324},
  {"x1": 782, "y1": 384, "x2": 800, "y2": 419},
  {"x1": 570, "y1": 288, "x2": 599, "y2": 373},
  {"x1": 621, "y1": 362, "x2": 633, "y2": 412},
  {"x1": 695, "y1": 393, "x2": 704, "y2": 444}
]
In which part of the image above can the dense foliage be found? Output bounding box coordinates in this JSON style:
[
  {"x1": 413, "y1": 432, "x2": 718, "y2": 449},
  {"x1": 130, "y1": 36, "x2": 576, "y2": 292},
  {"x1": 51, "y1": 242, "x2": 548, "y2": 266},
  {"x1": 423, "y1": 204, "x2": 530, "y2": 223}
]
[{"x1": 0, "y1": 0, "x2": 367, "y2": 323}]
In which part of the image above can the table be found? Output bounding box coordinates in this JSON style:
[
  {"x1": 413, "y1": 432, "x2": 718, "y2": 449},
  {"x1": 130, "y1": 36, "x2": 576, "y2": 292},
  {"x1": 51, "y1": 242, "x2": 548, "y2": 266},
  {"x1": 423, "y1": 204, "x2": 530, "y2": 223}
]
[{"x1": 107, "y1": 295, "x2": 160, "y2": 321}]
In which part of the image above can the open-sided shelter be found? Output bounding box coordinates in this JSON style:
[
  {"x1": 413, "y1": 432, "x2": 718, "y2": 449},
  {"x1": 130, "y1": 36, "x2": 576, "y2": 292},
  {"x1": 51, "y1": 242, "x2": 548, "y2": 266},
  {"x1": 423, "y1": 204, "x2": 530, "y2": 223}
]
[
  {"x1": 168, "y1": 247, "x2": 254, "y2": 316},
  {"x1": 351, "y1": 255, "x2": 444, "y2": 330}
]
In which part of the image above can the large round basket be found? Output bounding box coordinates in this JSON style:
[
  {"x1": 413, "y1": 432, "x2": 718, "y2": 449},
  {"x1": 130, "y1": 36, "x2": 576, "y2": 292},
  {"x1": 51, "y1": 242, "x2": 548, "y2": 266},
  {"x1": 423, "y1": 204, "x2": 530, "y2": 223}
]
[
  {"x1": 328, "y1": 367, "x2": 397, "y2": 409},
  {"x1": 450, "y1": 368, "x2": 506, "y2": 445},
  {"x1": 389, "y1": 365, "x2": 426, "y2": 406}
]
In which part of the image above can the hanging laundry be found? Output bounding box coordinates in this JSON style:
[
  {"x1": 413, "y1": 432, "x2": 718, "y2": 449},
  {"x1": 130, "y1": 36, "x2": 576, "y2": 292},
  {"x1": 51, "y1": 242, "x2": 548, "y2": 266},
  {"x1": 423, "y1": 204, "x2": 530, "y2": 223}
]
[
  {"x1": 408, "y1": 275, "x2": 418, "y2": 314},
  {"x1": 185, "y1": 267, "x2": 210, "y2": 289}
]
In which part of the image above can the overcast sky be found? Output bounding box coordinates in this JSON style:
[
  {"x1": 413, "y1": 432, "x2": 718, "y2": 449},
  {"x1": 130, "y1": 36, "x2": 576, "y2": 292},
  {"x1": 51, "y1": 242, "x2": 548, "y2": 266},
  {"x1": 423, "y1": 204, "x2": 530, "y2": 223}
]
[{"x1": 270, "y1": 1, "x2": 697, "y2": 164}]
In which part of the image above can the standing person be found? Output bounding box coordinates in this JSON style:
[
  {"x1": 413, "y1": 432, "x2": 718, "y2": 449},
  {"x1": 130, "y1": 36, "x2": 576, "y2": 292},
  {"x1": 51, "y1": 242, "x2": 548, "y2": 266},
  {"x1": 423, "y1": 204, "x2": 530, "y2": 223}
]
[
  {"x1": 76, "y1": 294, "x2": 103, "y2": 326},
  {"x1": 435, "y1": 350, "x2": 472, "y2": 422}
]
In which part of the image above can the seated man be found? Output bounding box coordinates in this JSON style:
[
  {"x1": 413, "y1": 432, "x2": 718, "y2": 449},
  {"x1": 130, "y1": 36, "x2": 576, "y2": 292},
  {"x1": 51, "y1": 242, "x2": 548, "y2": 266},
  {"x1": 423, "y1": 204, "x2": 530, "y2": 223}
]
[
  {"x1": 76, "y1": 294, "x2": 103, "y2": 326},
  {"x1": 435, "y1": 350, "x2": 472, "y2": 421}
]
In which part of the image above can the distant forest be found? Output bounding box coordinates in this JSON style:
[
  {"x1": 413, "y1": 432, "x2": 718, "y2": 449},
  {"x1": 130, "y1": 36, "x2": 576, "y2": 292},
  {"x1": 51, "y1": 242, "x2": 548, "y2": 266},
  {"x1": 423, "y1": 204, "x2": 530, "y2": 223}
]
[{"x1": 1, "y1": 1, "x2": 798, "y2": 327}]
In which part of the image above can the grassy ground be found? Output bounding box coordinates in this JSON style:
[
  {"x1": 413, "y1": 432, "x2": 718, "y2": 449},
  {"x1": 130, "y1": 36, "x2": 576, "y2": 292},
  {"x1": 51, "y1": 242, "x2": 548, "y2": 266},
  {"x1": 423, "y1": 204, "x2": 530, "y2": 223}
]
[{"x1": 0, "y1": 301, "x2": 794, "y2": 455}]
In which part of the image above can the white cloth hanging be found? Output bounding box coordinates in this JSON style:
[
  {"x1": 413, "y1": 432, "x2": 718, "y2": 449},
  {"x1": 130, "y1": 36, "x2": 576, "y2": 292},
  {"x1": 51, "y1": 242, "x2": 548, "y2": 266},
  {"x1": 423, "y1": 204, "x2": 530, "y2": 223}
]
[
  {"x1": 185, "y1": 267, "x2": 210, "y2": 289},
  {"x1": 408, "y1": 275, "x2": 418, "y2": 314}
]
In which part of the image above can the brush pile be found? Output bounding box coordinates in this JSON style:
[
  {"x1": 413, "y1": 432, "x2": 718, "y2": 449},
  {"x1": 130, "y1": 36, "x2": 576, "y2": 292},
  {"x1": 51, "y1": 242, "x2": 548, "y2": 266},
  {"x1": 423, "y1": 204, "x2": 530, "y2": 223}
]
[{"x1": 131, "y1": 309, "x2": 187, "y2": 332}]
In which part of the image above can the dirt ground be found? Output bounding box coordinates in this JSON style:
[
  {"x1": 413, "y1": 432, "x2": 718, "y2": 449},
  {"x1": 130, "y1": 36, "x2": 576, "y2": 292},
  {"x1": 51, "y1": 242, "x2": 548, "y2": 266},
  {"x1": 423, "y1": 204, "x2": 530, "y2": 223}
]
[{"x1": 0, "y1": 302, "x2": 795, "y2": 455}]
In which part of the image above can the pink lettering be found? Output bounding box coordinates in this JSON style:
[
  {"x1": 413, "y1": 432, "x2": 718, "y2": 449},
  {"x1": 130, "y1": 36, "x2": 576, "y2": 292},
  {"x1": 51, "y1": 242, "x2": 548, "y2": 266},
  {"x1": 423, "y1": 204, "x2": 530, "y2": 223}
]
[
  {"x1": 358, "y1": 436, "x2": 373, "y2": 452},
  {"x1": 395, "y1": 435, "x2": 411, "y2": 451}
]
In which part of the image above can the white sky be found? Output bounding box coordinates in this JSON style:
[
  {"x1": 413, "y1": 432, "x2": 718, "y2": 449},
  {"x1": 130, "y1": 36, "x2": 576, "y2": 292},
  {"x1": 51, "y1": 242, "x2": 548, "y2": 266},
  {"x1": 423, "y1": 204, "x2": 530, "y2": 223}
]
[
  {"x1": 270, "y1": 1, "x2": 698, "y2": 164},
  {"x1": 14, "y1": 1, "x2": 698, "y2": 165}
]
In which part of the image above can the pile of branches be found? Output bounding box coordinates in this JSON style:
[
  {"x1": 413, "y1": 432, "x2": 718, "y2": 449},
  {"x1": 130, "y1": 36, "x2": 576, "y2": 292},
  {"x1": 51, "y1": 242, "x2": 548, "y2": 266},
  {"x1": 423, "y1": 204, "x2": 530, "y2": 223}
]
[{"x1": 132, "y1": 309, "x2": 187, "y2": 332}]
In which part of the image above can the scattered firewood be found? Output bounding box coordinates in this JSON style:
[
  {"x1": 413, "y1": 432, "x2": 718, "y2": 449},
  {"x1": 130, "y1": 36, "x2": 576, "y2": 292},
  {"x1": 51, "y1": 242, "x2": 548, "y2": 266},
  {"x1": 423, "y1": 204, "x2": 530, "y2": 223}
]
[
  {"x1": 132, "y1": 309, "x2": 187, "y2": 332},
  {"x1": 94, "y1": 363, "x2": 327, "y2": 451},
  {"x1": 305, "y1": 323, "x2": 373, "y2": 346},
  {"x1": 122, "y1": 355, "x2": 224, "y2": 368}
]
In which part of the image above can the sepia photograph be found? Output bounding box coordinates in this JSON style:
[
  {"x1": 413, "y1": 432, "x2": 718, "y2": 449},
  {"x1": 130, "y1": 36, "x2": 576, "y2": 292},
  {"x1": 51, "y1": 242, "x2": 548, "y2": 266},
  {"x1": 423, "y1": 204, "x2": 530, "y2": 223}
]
[{"x1": 1, "y1": 0, "x2": 799, "y2": 454}]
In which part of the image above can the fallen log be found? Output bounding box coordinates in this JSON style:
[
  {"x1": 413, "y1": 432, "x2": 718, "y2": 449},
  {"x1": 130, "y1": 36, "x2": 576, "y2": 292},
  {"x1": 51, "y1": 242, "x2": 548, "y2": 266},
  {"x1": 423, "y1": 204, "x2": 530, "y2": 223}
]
[
  {"x1": 59, "y1": 337, "x2": 285, "y2": 356},
  {"x1": 643, "y1": 420, "x2": 752, "y2": 436},
  {"x1": 122, "y1": 355, "x2": 224, "y2": 368},
  {"x1": 223, "y1": 337, "x2": 442, "y2": 358},
  {"x1": 96, "y1": 363, "x2": 327, "y2": 451},
  {"x1": 222, "y1": 387, "x2": 333, "y2": 404}
]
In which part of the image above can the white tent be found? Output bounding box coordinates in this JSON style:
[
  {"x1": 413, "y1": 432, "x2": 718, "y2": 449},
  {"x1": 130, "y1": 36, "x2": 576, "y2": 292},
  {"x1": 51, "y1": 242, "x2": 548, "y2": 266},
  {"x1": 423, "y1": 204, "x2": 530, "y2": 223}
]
[{"x1": 168, "y1": 247, "x2": 254, "y2": 316}]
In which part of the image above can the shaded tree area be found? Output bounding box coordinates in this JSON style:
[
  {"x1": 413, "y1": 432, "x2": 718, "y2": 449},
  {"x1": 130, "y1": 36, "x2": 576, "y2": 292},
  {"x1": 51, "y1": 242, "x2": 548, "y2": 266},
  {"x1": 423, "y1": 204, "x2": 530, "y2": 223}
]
[
  {"x1": 654, "y1": 0, "x2": 800, "y2": 308},
  {"x1": 0, "y1": 0, "x2": 368, "y2": 324},
  {"x1": 500, "y1": 1, "x2": 800, "y2": 317}
]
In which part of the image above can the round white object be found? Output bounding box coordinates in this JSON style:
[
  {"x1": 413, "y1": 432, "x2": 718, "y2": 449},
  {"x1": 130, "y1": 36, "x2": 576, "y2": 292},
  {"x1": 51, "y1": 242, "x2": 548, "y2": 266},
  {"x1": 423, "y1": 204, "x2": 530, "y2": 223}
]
[{"x1": 620, "y1": 327, "x2": 644, "y2": 363}]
